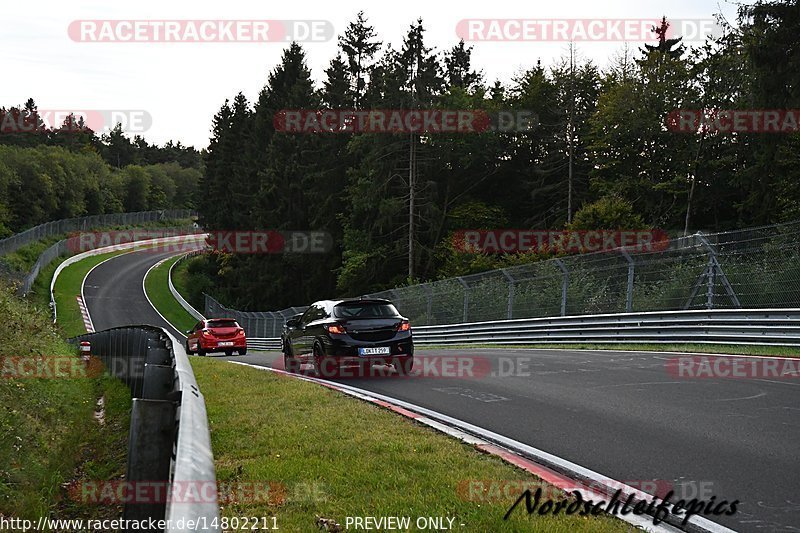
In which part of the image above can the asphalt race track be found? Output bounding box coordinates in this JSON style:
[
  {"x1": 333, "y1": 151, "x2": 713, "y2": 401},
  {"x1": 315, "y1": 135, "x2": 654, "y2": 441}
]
[{"x1": 83, "y1": 248, "x2": 800, "y2": 532}]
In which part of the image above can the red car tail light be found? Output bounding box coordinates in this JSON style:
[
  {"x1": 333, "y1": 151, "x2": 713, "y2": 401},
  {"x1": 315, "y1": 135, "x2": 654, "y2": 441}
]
[
  {"x1": 326, "y1": 324, "x2": 347, "y2": 334},
  {"x1": 398, "y1": 320, "x2": 411, "y2": 331}
]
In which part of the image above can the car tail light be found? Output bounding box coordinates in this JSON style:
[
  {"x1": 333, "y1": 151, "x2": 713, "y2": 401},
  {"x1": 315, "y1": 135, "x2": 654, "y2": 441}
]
[
  {"x1": 237, "y1": 328, "x2": 245, "y2": 335},
  {"x1": 398, "y1": 320, "x2": 411, "y2": 331},
  {"x1": 326, "y1": 324, "x2": 346, "y2": 334}
]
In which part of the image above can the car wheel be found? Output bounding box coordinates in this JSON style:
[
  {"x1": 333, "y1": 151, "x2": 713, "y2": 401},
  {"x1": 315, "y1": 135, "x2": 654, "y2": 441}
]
[
  {"x1": 393, "y1": 356, "x2": 414, "y2": 375},
  {"x1": 224, "y1": 350, "x2": 233, "y2": 357},
  {"x1": 197, "y1": 349, "x2": 206, "y2": 357},
  {"x1": 313, "y1": 344, "x2": 335, "y2": 378},
  {"x1": 284, "y1": 353, "x2": 300, "y2": 373},
  {"x1": 238, "y1": 349, "x2": 247, "y2": 356}
]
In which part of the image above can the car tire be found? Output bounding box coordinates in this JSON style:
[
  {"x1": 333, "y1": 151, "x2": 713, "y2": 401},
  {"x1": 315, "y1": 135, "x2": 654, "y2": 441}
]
[
  {"x1": 313, "y1": 344, "x2": 335, "y2": 378},
  {"x1": 284, "y1": 353, "x2": 300, "y2": 373},
  {"x1": 224, "y1": 350, "x2": 233, "y2": 357},
  {"x1": 393, "y1": 356, "x2": 414, "y2": 375},
  {"x1": 238, "y1": 349, "x2": 247, "y2": 356},
  {"x1": 197, "y1": 349, "x2": 206, "y2": 357}
]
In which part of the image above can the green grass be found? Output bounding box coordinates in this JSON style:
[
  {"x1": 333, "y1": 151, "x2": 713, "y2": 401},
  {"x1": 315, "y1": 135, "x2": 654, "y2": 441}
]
[
  {"x1": 144, "y1": 255, "x2": 197, "y2": 334},
  {"x1": 192, "y1": 358, "x2": 634, "y2": 533},
  {"x1": 52, "y1": 251, "x2": 127, "y2": 338},
  {"x1": 0, "y1": 282, "x2": 130, "y2": 522},
  {"x1": 427, "y1": 343, "x2": 800, "y2": 357},
  {"x1": 170, "y1": 257, "x2": 194, "y2": 307}
]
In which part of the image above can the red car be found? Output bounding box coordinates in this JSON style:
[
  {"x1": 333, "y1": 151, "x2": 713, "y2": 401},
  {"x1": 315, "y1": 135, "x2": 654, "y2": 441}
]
[{"x1": 185, "y1": 318, "x2": 247, "y2": 356}]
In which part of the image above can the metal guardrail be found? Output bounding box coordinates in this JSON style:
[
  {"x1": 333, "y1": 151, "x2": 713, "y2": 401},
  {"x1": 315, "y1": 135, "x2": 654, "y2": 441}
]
[
  {"x1": 169, "y1": 250, "x2": 207, "y2": 322},
  {"x1": 247, "y1": 338, "x2": 282, "y2": 351},
  {"x1": 71, "y1": 326, "x2": 220, "y2": 532},
  {"x1": 243, "y1": 309, "x2": 800, "y2": 350}
]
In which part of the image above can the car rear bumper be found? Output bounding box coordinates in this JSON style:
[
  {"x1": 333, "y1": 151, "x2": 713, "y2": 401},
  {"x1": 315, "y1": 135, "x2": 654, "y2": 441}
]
[
  {"x1": 322, "y1": 336, "x2": 413, "y2": 360},
  {"x1": 199, "y1": 338, "x2": 247, "y2": 350}
]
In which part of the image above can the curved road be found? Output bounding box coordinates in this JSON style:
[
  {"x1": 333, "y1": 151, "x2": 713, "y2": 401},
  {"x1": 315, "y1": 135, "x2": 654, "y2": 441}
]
[{"x1": 83, "y1": 248, "x2": 800, "y2": 532}]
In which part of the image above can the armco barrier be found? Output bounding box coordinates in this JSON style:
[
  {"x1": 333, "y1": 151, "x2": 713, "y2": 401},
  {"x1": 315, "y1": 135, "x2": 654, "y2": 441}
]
[
  {"x1": 71, "y1": 326, "x2": 220, "y2": 532},
  {"x1": 244, "y1": 308, "x2": 800, "y2": 350},
  {"x1": 169, "y1": 251, "x2": 206, "y2": 322}
]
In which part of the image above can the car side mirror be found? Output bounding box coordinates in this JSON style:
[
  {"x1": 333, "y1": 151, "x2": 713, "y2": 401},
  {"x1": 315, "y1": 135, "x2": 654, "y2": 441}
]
[{"x1": 185, "y1": 329, "x2": 193, "y2": 334}]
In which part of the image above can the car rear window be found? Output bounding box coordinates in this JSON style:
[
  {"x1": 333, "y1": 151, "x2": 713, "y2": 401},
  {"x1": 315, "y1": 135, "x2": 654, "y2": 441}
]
[
  {"x1": 207, "y1": 320, "x2": 239, "y2": 328},
  {"x1": 333, "y1": 303, "x2": 400, "y2": 318}
]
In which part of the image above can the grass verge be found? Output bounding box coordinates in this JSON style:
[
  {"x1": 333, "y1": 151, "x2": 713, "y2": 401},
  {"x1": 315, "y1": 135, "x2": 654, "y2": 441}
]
[
  {"x1": 144, "y1": 255, "x2": 197, "y2": 334},
  {"x1": 192, "y1": 358, "x2": 634, "y2": 532},
  {"x1": 170, "y1": 256, "x2": 194, "y2": 307},
  {"x1": 0, "y1": 282, "x2": 130, "y2": 522},
  {"x1": 426, "y1": 343, "x2": 799, "y2": 357},
  {"x1": 52, "y1": 251, "x2": 127, "y2": 338}
]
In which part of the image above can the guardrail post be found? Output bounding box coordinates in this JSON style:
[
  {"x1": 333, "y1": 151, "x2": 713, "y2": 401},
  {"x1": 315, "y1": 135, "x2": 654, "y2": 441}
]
[
  {"x1": 620, "y1": 249, "x2": 635, "y2": 313},
  {"x1": 457, "y1": 277, "x2": 470, "y2": 323},
  {"x1": 123, "y1": 399, "x2": 177, "y2": 527},
  {"x1": 554, "y1": 259, "x2": 568, "y2": 317}
]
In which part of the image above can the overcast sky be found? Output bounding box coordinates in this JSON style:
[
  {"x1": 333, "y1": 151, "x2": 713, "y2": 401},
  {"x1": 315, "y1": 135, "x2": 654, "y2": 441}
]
[{"x1": 3, "y1": 0, "x2": 744, "y2": 148}]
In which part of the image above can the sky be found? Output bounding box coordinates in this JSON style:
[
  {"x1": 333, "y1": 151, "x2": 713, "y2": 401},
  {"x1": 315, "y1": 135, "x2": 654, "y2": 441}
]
[{"x1": 3, "y1": 0, "x2": 745, "y2": 148}]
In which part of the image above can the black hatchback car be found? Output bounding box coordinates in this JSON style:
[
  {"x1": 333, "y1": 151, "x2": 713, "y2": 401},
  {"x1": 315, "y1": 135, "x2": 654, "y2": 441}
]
[{"x1": 282, "y1": 299, "x2": 413, "y2": 377}]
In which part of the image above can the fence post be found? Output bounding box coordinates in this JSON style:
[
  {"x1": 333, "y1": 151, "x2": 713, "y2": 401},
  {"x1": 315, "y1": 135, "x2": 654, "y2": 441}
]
[
  {"x1": 422, "y1": 283, "x2": 433, "y2": 325},
  {"x1": 554, "y1": 259, "x2": 568, "y2": 317},
  {"x1": 620, "y1": 249, "x2": 635, "y2": 313},
  {"x1": 457, "y1": 277, "x2": 469, "y2": 323},
  {"x1": 707, "y1": 256, "x2": 715, "y2": 310},
  {"x1": 501, "y1": 269, "x2": 515, "y2": 320}
]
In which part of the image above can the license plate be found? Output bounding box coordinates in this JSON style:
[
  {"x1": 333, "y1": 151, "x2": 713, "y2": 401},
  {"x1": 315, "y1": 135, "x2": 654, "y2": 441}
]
[
  {"x1": 359, "y1": 346, "x2": 390, "y2": 356},
  {"x1": 219, "y1": 341, "x2": 234, "y2": 346}
]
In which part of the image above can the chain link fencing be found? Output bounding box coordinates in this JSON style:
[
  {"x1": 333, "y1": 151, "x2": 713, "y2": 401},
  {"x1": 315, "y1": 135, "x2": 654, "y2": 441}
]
[
  {"x1": 0, "y1": 209, "x2": 195, "y2": 256},
  {"x1": 0, "y1": 210, "x2": 197, "y2": 295},
  {"x1": 202, "y1": 220, "x2": 800, "y2": 336}
]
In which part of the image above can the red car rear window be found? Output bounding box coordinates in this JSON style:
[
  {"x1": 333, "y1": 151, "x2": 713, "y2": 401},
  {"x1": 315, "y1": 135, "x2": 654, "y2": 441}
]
[{"x1": 207, "y1": 320, "x2": 239, "y2": 329}]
